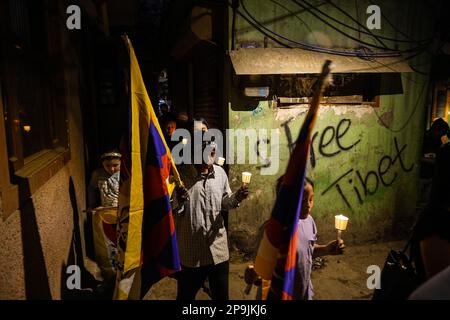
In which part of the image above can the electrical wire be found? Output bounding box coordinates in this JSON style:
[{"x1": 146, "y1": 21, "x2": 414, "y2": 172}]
[
  {"x1": 409, "y1": 64, "x2": 430, "y2": 76},
  {"x1": 343, "y1": 49, "x2": 425, "y2": 75},
  {"x1": 236, "y1": 0, "x2": 402, "y2": 58},
  {"x1": 364, "y1": 50, "x2": 432, "y2": 133},
  {"x1": 354, "y1": 0, "x2": 361, "y2": 41},
  {"x1": 269, "y1": 0, "x2": 438, "y2": 64},
  {"x1": 316, "y1": 0, "x2": 436, "y2": 60},
  {"x1": 233, "y1": 7, "x2": 292, "y2": 48},
  {"x1": 306, "y1": 0, "x2": 389, "y2": 49},
  {"x1": 237, "y1": 3, "x2": 434, "y2": 79},
  {"x1": 229, "y1": 0, "x2": 432, "y2": 134},
  {"x1": 327, "y1": 0, "x2": 438, "y2": 60},
  {"x1": 232, "y1": 0, "x2": 432, "y2": 78},
  {"x1": 239, "y1": 0, "x2": 432, "y2": 59},
  {"x1": 290, "y1": 0, "x2": 432, "y2": 54},
  {"x1": 370, "y1": 78, "x2": 428, "y2": 133},
  {"x1": 368, "y1": 0, "x2": 434, "y2": 43},
  {"x1": 347, "y1": 40, "x2": 445, "y2": 78},
  {"x1": 324, "y1": 0, "x2": 433, "y2": 44},
  {"x1": 269, "y1": 0, "x2": 321, "y2": 45}
]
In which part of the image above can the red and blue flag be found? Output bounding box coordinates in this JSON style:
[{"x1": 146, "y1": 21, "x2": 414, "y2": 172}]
[
  {"x1": 114, "y1": 36, "x2": 181, "y2": 299},
  {"x1": 254, "y1": 61, "x2": 332, "y2": 299}
]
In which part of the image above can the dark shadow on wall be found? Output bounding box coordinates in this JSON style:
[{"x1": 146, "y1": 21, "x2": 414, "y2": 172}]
[
  {"x1": 18, "y1": 180, "x2": 52, "y2": 299},
  {"x1": 83, "y1": 207, "x2": 95, "y2": 261},
  {"x1": 61, "y1": 177, "x2": 101, "y2": 299},
  {"x1": 390, "y1": 186, "x2": 417, "y2": 241}
]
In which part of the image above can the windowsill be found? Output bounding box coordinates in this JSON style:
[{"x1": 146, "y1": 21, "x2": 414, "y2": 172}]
[{"x1": 5, "y1": 148, "x2": 71, "y2": 215}]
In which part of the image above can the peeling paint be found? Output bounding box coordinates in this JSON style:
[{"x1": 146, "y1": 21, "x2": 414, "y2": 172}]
[{"x1": 329, "y1": 106, "x2": 373, "y2": 119}]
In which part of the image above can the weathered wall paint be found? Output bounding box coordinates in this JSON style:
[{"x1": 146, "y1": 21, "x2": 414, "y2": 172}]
[
  {"x1": 0, "y1": 22, "x2": 86, "y2": 299},
  {"x1": 227, "y1": 0, "x2": 435, "y2": 249}
]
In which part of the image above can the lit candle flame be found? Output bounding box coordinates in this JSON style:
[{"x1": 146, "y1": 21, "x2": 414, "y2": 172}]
[
  {"x1": 217, "y1": 157, "x2": 225, "y2": 166},
  {"x1": 242, "y1": 172, "x2": 252, "y2": 185},
  {"x1": 335, "y1": 214, "x2": 349, "y2": 231}
]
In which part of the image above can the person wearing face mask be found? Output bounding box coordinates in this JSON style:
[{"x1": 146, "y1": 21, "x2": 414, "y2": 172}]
[{"x1": 172, "y1": 140, "x2": 249, "y2": 300}]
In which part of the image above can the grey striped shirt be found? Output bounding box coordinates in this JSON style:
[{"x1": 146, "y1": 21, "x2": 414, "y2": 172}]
[{"x1": 174, "y1": 164, "x2": 240, "y2": 268}]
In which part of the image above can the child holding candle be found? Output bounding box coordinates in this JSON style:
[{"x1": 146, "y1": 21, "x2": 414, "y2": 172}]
[
  {"x1": 293, "y1": 178, "x2": 346, "y2": 299},
  {"x1": 245, "y1": 177, "x2": 345, "y2": 300}
]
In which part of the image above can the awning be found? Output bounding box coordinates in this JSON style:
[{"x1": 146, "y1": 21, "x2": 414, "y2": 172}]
[{"x1": 229, "y1": 48, "x2": 413, "y2": 75}]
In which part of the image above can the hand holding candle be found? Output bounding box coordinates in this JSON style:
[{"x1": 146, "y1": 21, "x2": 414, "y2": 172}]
[{"x1": 236, "y1": 172, "x2": 251, "y2": 202}]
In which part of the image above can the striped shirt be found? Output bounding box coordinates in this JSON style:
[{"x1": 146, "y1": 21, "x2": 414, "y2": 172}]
[
  {"x1": 88, "y1": 168, "x2": 120, "y2": 208},
  {"x1": 174, "y1": 164, "x2": 240, "y2": 268}
]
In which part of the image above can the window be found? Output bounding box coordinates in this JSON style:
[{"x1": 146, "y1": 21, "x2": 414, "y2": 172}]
[
  {"x1": 273, "y1": 73, "x2": 401, "y2": 108},
  {"x1": 234, "y1": 72, "x2": 402, "y2": 109},
  {"x1": 244, "y1": 87, "x2": 270, "y2": 98},
  {"x1": 0, "y1": 0, "x2": 69, "y2": 218}
]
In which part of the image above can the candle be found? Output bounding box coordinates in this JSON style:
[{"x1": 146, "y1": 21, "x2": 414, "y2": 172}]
[
  {"x1": 217, "y1": 157, "x2": 225, "y2": 166},
  {"x1": 335, "y1": 215, "x2": 349, "y2": 231},
  {"x1": 335, "y1": 214, "x2": 349, "y2": 241},
  {"x1": 242, "y1": 172, "x2": 252, "y2": 186}
]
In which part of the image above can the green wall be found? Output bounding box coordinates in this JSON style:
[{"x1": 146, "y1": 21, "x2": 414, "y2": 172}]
[{"x1": 226, "y1": 0, "x2": 436, "y2": 247}]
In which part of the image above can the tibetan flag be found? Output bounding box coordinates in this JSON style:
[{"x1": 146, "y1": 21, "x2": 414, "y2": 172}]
[
  {"x1": 114, "y1": 36, "x2": 182, "y2": 300},
  {"x1": 254, "y1": 60, "x2": 332, "y2": 300}
]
